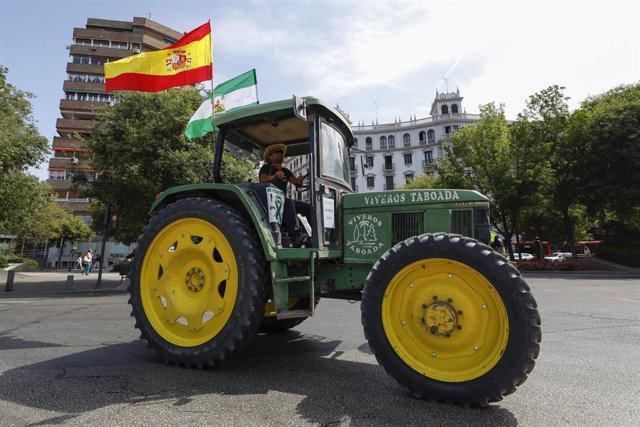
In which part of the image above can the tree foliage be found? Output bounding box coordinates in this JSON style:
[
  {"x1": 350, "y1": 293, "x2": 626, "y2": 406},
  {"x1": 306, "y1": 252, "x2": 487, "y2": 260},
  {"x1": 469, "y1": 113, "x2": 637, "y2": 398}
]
[
  {"x1": 437, "y1": 103, "x2": 546, "y2": 246},
  {"x1": 0, "y1": 66, "x2": 55, "y2": 243},
  {"x1": 83, "y1": 89, "x2": 255, "y2": 244},
  {"x1": 0, "y1": 66, "x2": 49, "y2": 174}
]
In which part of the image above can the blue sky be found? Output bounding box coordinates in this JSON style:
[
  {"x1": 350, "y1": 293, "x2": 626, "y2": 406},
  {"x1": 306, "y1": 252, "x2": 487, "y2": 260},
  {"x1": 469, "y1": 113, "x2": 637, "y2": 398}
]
[{"x1": 1, "y1": 0, "x2": 639, "y2": 180}]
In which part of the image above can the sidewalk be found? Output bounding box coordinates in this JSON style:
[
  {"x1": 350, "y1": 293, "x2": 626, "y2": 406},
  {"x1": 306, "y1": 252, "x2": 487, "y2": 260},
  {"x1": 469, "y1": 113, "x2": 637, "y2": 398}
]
[{"x1": 0, "y1": 270, "x2": 129, "y2": 297}]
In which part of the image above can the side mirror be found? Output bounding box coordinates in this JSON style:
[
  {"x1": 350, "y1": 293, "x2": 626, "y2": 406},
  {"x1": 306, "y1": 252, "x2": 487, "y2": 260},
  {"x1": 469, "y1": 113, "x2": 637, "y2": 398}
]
[{"x1": 293, "y1": 95, "x2": 307, "y2": 121}]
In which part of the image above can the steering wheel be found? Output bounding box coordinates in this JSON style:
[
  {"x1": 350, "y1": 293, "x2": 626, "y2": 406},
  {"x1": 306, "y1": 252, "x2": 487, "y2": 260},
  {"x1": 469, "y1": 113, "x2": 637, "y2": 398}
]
[{"x1": 295, "y1": 173, "x2": 310, "y2": 193}]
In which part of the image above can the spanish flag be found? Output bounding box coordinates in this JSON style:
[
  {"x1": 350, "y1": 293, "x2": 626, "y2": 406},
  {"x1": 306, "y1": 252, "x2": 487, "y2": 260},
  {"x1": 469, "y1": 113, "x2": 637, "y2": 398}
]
[{"x1": 105, "y1": 22, "x2": 212, "y2": 93}]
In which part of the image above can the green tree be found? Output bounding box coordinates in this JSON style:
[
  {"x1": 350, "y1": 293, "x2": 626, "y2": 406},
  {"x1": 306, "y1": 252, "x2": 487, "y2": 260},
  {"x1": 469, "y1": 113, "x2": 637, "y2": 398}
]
[
  {"x1": 398, "y1": 173, "x2": 440, "y2": 190},
  {"x1": 437, "y1": 103, "x2": 546, "y2": 249},
  {"x1": 578, "y1": 83, "x2": 640, "y2": 220},
  {"x1": 518, "y1": 85, "x2": 586, "y2": 249},
  {"x1": 0, "y1": 66, "x2": 54, "y2": 244},
  {"x1": 50, "y1": 208, "x2": 94, "y2": 269},
  {"x1": 0, "y1": 66, "x2": 49, "y2": 174},
  {"x1": 84, "y1": 89, "x2": 255, "y2": 244}
]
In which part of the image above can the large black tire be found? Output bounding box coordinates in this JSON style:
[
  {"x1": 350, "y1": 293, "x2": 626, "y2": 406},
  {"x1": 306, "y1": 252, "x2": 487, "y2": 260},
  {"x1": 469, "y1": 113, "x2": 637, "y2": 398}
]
[
  {"x1": 258, "y1": 297, "x2": 318, "y2": 333},
  {"x1": 361, "y1": 233, "x2": 541, "y2": 406},
  {"x1": 129, "y1": 197, "x2": 268, "y2": 368}
]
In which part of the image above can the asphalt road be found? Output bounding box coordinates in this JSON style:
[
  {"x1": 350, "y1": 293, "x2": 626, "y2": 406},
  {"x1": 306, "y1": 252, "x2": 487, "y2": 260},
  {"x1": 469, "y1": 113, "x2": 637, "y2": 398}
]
[{"x1": 0, "y1": 273, "x2": 638, "y2": 426}]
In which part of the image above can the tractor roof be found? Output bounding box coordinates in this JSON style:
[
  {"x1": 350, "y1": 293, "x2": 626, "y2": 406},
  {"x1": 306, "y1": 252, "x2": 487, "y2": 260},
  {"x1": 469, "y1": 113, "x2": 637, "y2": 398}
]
[{"x1": 215, "y1": 97, "x2": 353, "y2": 157}]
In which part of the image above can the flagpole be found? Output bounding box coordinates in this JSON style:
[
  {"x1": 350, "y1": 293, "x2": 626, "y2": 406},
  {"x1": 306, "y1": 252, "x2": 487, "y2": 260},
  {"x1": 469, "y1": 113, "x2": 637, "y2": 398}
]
[{"x1": 207, "y1": 20, "x2": 217, "y2": 184}]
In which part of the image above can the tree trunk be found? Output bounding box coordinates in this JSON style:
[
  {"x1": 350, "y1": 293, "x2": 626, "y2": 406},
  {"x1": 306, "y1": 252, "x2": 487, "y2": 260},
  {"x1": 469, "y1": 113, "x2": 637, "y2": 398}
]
[{"x1": 561, "y1": 205, "x2": 576, "y2": 258}]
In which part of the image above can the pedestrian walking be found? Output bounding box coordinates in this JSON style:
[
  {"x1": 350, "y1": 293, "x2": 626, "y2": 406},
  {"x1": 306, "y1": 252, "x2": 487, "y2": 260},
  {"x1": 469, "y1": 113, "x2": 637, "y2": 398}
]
[
  {"x1": 534, "y1": 237, "x2": 544, "y2": 261},
  {"x1": 83, "y1": 249, "x2": 93, "y2": 275}
]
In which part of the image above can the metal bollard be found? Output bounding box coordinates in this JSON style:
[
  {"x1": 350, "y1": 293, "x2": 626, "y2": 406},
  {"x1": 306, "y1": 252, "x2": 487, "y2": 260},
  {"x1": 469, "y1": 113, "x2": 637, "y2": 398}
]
[
  {"x1": 66, "y1": 274, "x2": 74, "y2": 290},
  {"x1": 5, "y1": 270, "x2": 15, "y2": 292}
]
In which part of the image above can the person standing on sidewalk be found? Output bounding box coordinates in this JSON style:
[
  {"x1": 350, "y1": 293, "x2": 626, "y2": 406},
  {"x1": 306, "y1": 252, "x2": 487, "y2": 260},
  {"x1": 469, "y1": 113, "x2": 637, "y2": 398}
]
[{"x1": 83, "y1": 249, "x2": 93, "y2": 275}]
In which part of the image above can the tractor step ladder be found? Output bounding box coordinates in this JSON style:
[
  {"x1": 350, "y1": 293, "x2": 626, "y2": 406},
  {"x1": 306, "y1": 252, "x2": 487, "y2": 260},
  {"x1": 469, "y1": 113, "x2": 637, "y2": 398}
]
[{"x1": 272, "y1": 251, "x2": 317, "y2": 320}]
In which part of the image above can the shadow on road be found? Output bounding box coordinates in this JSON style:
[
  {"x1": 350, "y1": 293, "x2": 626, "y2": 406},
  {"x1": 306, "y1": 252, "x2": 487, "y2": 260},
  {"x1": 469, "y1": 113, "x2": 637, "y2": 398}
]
[{"x1": 0, "y1": 332, "x2": 518, "y2": 426}]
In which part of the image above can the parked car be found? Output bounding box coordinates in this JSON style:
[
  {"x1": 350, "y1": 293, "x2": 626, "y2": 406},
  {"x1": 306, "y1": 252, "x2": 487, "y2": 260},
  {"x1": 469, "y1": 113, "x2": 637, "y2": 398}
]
[
  {"x1": 545, "y1": 252, "x2": 573, "y2": 262},
  {"x1": 512, "y1": 252, "x2": 535, "y2": 261}
]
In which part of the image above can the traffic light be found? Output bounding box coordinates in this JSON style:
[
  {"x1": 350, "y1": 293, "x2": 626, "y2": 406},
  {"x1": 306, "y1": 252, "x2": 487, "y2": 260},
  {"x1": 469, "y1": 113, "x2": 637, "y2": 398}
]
[{"x1": 110, "y1": 214, "x2": 118, "y2": 229}]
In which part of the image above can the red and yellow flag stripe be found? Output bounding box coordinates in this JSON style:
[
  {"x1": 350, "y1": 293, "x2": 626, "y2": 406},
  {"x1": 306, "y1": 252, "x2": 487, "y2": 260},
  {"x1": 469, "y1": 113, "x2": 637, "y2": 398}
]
[{"x1": 105, "y1": 22, "x2": 212, "y2": 93}]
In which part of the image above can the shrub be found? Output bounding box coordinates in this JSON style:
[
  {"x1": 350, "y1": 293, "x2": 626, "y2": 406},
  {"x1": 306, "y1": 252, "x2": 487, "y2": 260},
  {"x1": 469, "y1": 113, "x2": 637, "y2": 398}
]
[{"x1": 516, "y1": 259, "x2": 584, "y2": 271}]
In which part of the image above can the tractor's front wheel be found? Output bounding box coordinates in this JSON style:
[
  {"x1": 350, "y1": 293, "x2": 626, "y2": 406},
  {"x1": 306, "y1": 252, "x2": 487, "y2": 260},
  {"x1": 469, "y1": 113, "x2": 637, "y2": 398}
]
[
  {"x1": 129, "y1": 198, "x2": 267, "y2": 368},
  {"x1": 361, "y1": 233, "x2": 540, "y2": 406}
]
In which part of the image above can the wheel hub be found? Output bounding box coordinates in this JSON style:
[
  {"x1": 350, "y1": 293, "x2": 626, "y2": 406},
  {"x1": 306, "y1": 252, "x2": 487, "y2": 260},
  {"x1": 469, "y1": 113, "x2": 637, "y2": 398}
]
[
  {"x1": 185, "y1": 266, "x2": 206, "y2": 292},
  {"x1": 423, "y1": 301, "x2": 458, "y2": 336}
]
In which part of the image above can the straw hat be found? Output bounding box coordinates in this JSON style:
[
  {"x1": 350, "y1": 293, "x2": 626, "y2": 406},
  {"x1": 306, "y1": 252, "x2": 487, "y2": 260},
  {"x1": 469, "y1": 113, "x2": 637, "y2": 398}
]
[{"x1": 263, "y1": 144, "x2": 287, "y2": 162}]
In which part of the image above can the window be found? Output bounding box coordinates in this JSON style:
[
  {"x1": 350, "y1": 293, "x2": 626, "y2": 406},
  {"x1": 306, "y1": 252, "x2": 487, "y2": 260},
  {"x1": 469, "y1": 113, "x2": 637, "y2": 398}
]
[
  {"x1": 404, "y1": 153, "x2": 412, "y2": 165},
  {"x1": 385, "y1": 176, "x2": 394, "y2": 190},
  {"x1": 75, "y1": 38, "x2": 91, "y2": 46},
  {"x1": 351, "y1": 177, "x2": 357, "y2": 191},
  {"x1": 424, "y1": 151, "x2": 433, "y2": 163},
  {"x1": 366, "y1": 176, "x2": 375, "y2": 187},
  {"x1": 427, "y1": 129, "x2": 435, "y2": 141},
  {"x1": 403, "y1": 133, "x2": 410, "y2": 147},
  {"x1": 111, "y1": 41, "x2": 128, "y2": 49},
  {"x1": 388, "y1": 135, "x2": 395, "y2": 149},
  {"x1": 451, "y1": 104, "x2": 459, "y2": 114},
  {"x1": 49, "y1": 170, "x2": 65, "y2": 180},
  {"x1": 349, "y1": 157, "x2": 356, "y2": 171},
  {"x1": 72, "y1": 55, "x2": 90, "y2": 64},
  {"x1": 380, "y1": 136, "x2": 387, "y2": 150},
  {"x1": 445, "y1": 126, "x2": 451, "y2": 134},
  {"x1": 419, "y1": 131, "x2": 426, "y2": 142},
  {"x1": 94, "y1": 40, "x2": 109, "y2": 48},
  {"x1": 453, "y1": 125, "x2": 459, "y2": 132},
  {"x1": 319, "y1": 121, "x2": 350, "y2": 186},
  {"x1": 365, "y1": 137, "x2": 372, "y2": 151},
  {"x1": 441, "y1": 105, "x2": 449, "y2": 114},
  {"x1": 367, "y1": 156, "x2": 374, "y2": 167},
  {"x1": 354, "y1": 137, "x2": 358, "y2": 147},
  {"x1": 405, "y1": 174, "x2": 414, "y2": 184},
  {"x1": 384, "y1": 155, "x2": 393, "y2": 170}
]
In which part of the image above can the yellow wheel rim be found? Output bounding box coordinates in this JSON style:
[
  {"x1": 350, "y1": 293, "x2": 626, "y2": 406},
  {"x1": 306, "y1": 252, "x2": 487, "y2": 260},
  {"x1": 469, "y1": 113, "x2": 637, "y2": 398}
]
[
  {"x1": 381, "y1": 258, "x2": 509, "y2": 382},
  {"x1": 140, "y1": 218, "x2": 238, "y2": 347}
]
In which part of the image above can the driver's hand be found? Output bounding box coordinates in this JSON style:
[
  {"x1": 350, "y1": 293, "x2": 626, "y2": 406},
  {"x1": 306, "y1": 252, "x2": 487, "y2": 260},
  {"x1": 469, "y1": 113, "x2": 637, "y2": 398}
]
[{"x1": 295, "y1": 176, "x2": 304, "y2": 186}]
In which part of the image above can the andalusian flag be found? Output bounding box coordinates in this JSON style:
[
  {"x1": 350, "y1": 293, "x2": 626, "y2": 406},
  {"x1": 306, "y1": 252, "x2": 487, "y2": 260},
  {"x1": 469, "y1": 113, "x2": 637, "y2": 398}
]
[
  {"x1": 105, "y1": 22, "x2": 212, "y2": 92},
  {"x1": 185, "y1": 69, "x2": 258, "y2": 140}
]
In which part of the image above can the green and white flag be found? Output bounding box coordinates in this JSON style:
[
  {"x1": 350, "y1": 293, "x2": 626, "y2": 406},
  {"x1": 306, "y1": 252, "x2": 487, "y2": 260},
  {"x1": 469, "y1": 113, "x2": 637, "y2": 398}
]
[{"x1": 185, "y1": 69, "x2": 258, "y2": 140}]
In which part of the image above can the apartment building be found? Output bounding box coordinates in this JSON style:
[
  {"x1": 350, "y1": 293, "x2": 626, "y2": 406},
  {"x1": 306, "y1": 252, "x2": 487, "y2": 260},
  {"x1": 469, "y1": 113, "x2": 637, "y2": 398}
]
[{"x1": 47, "y1": 17, "x2": 183, "y2": 222}]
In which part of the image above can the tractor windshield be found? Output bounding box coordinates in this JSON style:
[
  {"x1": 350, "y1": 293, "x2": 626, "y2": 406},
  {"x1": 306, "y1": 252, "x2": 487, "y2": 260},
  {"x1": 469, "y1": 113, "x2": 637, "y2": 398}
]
[{"x1": 319, "y1": 121, "x2": 350, "y2": 188}]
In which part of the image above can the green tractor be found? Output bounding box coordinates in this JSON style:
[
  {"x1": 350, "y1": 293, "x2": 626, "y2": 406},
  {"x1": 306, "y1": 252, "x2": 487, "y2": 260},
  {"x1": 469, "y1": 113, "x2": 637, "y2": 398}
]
[{"x1": 129, "y1": 96, "x2": 540, "y2": 406}]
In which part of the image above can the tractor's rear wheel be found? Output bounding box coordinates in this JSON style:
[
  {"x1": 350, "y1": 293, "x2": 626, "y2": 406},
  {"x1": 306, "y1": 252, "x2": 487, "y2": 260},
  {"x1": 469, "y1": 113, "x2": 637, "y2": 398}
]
[
  {"x1": 361, "y1": 233, "x2": 540, "y2": 406},
  {"x1": 129, "y1": 198, "x2": 267, "y2": 368}
]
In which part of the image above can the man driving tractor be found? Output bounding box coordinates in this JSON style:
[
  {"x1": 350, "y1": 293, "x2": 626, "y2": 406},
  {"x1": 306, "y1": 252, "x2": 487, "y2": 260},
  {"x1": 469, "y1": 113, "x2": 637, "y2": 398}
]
[{"x1": 259, "y1": 143, "x2": 306, "y2": 247}]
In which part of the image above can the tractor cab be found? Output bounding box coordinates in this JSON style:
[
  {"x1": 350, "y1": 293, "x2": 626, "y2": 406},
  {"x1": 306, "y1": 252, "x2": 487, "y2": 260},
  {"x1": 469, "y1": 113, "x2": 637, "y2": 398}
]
[{"x1": 212, "y1": 96, "x2": 354, "y2": 250}]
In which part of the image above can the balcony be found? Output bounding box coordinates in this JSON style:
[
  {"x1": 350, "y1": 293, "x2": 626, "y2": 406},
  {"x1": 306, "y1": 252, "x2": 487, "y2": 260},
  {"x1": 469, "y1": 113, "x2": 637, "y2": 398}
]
[
  {"x1": 56, "y1": 118, "x2": 96, "y2": 131},
  {"x1": 48, "y1": 157, "x2": 92, "y2": 169},
  {"x1": 382, "y1": 163, "x2": 395, "y2": 176},
  {"x1": 422, "y1": 161, "x2": 436, "y2": 172},
  {"x1": 66, "y1": 62, "x2": 104, "y2": 75},
  {"x1": 349, "y1": 164, "x2": 358, "y2": 175},
  {"x1": 52, "y1": 136, "x2": 86, "y2": 148},
  {"x1": 69, "y1": 44, "x2": 131, "y2": 60},
  {"x1": 63, "y1": 80, "x2": 106, "y2": 93},
  {"x1": 383, "y1": 184, "x2": 395, "y2": 190}
]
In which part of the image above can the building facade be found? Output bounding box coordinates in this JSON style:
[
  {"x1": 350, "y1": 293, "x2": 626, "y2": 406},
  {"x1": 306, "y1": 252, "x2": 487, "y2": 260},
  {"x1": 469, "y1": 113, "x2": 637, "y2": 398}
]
[
  {"x1": 288, "y1": 88, "x2": 480, "y2": 197},
  {"x1": 46, "y1": 17, "x2": 183, "y2": 223}
]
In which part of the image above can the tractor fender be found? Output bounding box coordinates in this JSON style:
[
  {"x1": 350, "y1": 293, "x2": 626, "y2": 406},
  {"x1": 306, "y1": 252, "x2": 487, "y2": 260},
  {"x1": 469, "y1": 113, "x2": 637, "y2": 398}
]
[{"x1": 150, "y1": 183, "x2": 278, "y2": 261}]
